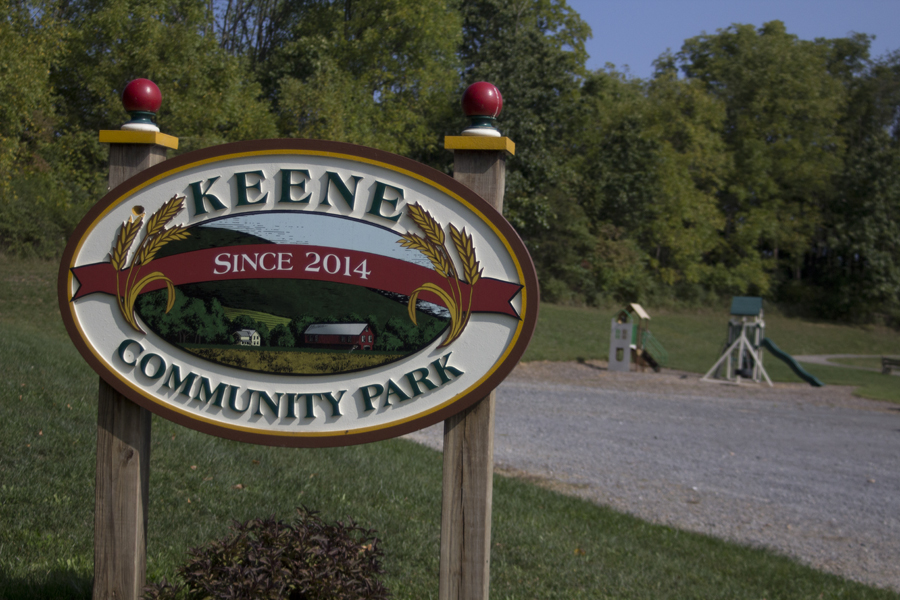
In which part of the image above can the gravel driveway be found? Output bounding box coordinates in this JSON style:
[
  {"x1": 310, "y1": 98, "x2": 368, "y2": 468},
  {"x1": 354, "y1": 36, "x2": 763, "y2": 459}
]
[{"x1": 404, "y1": 361, "x2": 900, "y2": 592}]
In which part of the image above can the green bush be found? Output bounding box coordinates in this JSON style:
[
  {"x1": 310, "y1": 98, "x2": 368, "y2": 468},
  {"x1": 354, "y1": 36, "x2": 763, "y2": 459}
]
[{"x1": 143, "y1": 507, "x2": 390, "y2": 600}]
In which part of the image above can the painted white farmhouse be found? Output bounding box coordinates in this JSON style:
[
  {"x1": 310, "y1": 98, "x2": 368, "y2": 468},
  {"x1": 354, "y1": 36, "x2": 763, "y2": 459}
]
[{"x1": 233, "y1": 328, "x2": 261, "y2": 346}]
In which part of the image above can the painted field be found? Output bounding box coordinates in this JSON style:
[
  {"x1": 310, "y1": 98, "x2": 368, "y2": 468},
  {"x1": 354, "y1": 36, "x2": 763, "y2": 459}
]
[
  {"x1": 187, "y1": 346, "x2": 404, "y2": 374},
  {"x1": 221, "y1": 306, "x2": 290, "y2": 329}
]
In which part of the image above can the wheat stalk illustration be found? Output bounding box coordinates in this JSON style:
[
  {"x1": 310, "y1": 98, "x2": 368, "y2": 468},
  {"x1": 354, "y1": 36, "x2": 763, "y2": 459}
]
[
  {"x1": 397, "y1": 203, "x2": 481, "y2": 347},
  {"x1": 111, "y1": 195, "x2": 189, "y2": 333}
]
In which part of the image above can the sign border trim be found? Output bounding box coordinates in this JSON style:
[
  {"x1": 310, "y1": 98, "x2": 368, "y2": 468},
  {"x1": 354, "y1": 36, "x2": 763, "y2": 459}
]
[{"x1": 59, "y1": 139, "x2": 539, "y2": 447}]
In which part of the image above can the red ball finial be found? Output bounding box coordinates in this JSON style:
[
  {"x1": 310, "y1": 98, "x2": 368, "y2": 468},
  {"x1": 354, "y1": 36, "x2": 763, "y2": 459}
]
[
  {"x1": 462, "y1": 82, "x2": 503, "y2": 118},
  {"x1": 122, "y1": 78, "x2": 162, "y2": 113}
]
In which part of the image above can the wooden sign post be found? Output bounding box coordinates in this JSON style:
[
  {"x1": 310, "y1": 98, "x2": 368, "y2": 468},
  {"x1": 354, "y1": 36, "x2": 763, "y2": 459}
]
[
  {"x1": 441, "y1": 83, "x2": 515, "y2": 600},
  {"x1": 94, "y1": 79, "x2": 178, "y2": 600}
]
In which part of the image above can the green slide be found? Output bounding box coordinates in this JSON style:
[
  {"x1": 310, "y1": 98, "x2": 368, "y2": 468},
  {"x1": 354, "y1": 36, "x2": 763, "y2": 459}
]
[{"x1": 761, "y1": 338, "x2": 825, "y2": 387}]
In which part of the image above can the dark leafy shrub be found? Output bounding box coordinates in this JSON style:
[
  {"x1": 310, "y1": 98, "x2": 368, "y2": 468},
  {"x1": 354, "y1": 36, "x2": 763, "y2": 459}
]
[{"x1": 143, "y1": 507, "x2": 390, "y2": 600}]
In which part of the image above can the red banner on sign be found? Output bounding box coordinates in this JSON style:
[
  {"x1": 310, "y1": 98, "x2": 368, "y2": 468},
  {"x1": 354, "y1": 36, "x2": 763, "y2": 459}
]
[{"x1": 71, "y1": 244, "x2": 521, "y2": 318}]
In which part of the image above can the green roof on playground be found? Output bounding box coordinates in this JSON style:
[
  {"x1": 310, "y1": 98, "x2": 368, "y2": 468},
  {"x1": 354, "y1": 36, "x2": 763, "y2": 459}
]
[{"x1": 730, "y1": 296, "x2": 763, "y2": 316}]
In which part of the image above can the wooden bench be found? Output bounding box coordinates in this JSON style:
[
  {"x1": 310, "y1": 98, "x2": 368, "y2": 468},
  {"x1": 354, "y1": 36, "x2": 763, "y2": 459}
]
[{"x1": 883, "y1": 357, "x2": 900, "y2": 375}]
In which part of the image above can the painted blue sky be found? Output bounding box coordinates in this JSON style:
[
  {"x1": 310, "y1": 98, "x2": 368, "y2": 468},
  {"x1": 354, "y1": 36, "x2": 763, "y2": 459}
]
[
  {"x1": 200, "y1": 212, "x2": 433, "y2": 268},
  {"x1": 566, "y1": 0, "x2": 900, "y2": 79}
]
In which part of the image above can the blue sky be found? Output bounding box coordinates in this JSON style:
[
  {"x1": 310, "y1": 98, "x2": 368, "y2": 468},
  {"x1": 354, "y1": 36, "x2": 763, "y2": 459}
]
[{"x1": 566, "y1": 0, "x2": 900, "y2": 79}]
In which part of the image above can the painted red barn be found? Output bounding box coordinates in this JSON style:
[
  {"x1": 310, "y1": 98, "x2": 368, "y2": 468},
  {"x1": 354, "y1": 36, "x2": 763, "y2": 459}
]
[{"x1": 303, "y1": 322, "x2": 374, "y2": 350}]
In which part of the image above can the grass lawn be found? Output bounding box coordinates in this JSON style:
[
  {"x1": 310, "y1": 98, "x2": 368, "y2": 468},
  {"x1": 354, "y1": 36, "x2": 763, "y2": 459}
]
[
  {"x1": 3, "y1": 255, "x2": 899, "y2": 599},
  {"x1": 832, "y1": 356, "x2": 898, "y2": 369}
]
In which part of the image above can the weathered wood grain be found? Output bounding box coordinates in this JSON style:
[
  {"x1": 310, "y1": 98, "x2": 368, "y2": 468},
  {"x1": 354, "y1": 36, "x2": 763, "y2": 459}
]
[
  {"x1": 108, "y1": 144, "x2": 167, "y2": 190},
  {"x1": 439, "y1": 147, "x2": 507, "y2": 600},
  {"x1": 93, "y1": 142, "x2": 167, "y2": 600},
  {"x1": 94, "y1": 378, "x2": 152, "y2": 600}
]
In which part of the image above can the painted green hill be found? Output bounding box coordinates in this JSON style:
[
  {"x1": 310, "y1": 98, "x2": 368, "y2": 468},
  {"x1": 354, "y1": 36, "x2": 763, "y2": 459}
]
[
  {"x1": 135, "y1": 279, "x2": 449, "y2": 354},
  {"x1": 154, "y1": 222, "x2": 444, "y2": 324},
  {"x1": 179, "y1": 278, "x2": 442, "y2": 325},
  {"x1": 139, "y1": 221, "x2": 450, "y2": 354},
  {"x1": 156, "y1": 225, "x2": 273, "y2": 257}
]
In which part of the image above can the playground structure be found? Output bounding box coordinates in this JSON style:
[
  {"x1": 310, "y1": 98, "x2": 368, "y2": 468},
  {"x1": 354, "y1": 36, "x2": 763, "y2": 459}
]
[
  {"x1": 884, "y1": 356, "x2": 900, "y2": 374},
  {"x1": 702, "y1": 297, "x2": 824, "y2": 387},
  {"x1": 702, "y1": 297, "x2": 772, "y2": 386},
  {"x1": 608, "y1": 303, "x2": 668, "y2": 373}
]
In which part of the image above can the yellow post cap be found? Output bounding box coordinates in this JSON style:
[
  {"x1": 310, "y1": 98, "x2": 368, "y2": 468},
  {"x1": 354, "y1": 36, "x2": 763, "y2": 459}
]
[
  {"x1": 99, "y1": 130, "x2": 179, "y2": 149},
  {"x1": 444, "y1": 136, "x2": 515, "y2": 155}
]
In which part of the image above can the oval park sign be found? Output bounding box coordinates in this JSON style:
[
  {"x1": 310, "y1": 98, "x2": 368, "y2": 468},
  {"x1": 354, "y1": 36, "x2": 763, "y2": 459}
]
[{"x1": 59, "y1": 139, "x2": 538, "y2": 447}]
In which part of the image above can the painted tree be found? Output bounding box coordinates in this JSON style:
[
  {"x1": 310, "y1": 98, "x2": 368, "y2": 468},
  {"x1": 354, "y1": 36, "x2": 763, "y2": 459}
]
[
  {"x1": 289, "y1": 316, "x2": 316, "y2": 347},
  {"x1": 137, "y1": 291, "x2": 230, "y2": 343},
  {"x1": 270, "y1": 324, "x2": 296, "y2": 348}
]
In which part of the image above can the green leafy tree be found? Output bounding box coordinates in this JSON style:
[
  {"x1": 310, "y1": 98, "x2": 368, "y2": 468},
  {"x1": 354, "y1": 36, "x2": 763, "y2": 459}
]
[
  {"x1": 206, "y1": 298, "x2": 231, "y2": 343},
  {"x1": 136, "y1": 289, "x2": 183, "y2": 340},
  {"x1": 180, "y1": 298, "x2": 208, "y2": 343},
  {"x1": 537, "y1": 68, "x2": 654, "y2": 302},
  {"x1": 254, "y1": 321, "x2": 271, "y2": 346},
  {"x1": 0, "y1": 0, "x2": 81, "y2": 255},
  {"x1": 677, "y1": 21, "x2": 847, "y2": 293},
  {"x1": 457, "y1": 0, "x2": 591, "y2": 231},
  {"x1": 384, "y1": 316, "x2": 414, "y2": 349},
  {"x1": 810, "y1": 49, "x2": 900, "y2": 320},
  {"x1": 230, "y1": 315, "x2": 257, "y2": 331},
  {"x1": 419, "y1": 313, "x2": 449, "y2": 345},
  {"x1": 375, "y1": 331, "x2": 403, "y2": 352},
  {"x1": 643, "y1": 69, "x2": 728, "y2": 291},
  {"x1": 136, "y1": 290, "x2": 230, "y2": 344},
  {"x1": 1, "y1": 0, "x2": 278, "y2": 256},
  {"x1": 241, "y1": 0, "x2": 461, "y2": 157},
  {"x1": 289, "y1": 316, "x2": 315, "y2": 346},
  {"x1": 566, "y1": 67, "x2": 727, "y2": 302},
  {"x1": 270, "y1": 323, "x2": 295, "y2": 347},
  {"x1": 819, "y1": 137, "x2": 900, "y2": 320},
  {"x1": 455, "y1": 0, "x2": 592, "y2": 300},
  {"x1": 51, "y1": 0, "x2": 277, "y2": 155},
  {"x1": 575, "y1": 71, "x2": 658, "y2": 239}
]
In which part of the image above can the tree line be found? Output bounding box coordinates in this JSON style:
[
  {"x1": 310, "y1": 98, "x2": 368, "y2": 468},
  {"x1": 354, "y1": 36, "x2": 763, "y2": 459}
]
[
  {"x1": 2, "y1": 0, "x2": 898, "y2": 323},
  {"x1": 136, "y1": 289, "x2": 447, "y2": 352}
]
